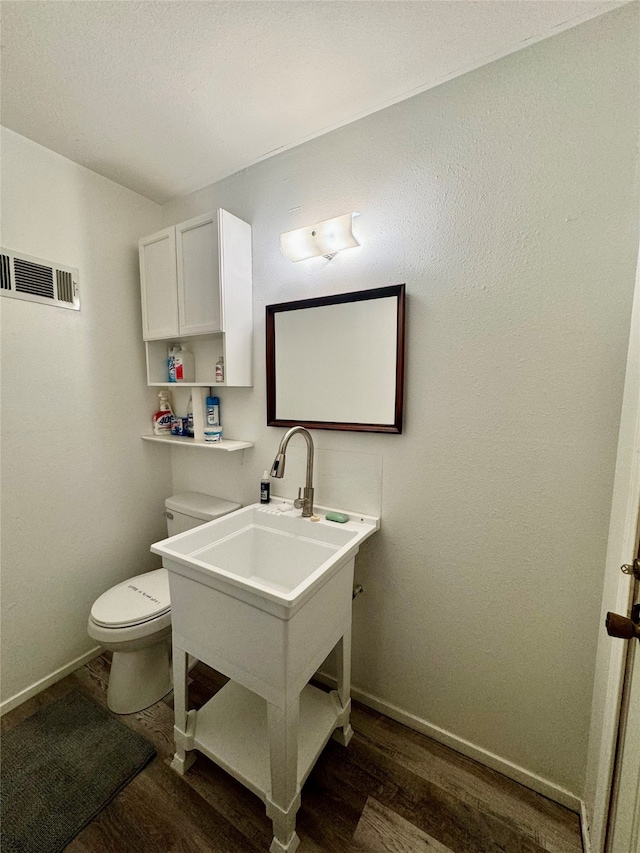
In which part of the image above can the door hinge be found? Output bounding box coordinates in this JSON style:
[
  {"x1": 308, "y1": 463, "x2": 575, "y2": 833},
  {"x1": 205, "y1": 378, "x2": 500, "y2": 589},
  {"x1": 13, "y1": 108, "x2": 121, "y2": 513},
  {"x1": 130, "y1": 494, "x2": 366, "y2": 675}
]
[{"x1": 620, "y1": 558, "x2": 640, "y2": 581}]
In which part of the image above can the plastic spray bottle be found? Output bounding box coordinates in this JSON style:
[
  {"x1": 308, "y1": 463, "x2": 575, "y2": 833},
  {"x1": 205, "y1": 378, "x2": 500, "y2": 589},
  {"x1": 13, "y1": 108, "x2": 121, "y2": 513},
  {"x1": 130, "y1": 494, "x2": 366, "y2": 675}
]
[{"x1": 152, "y1": 391, "x2": 173, "y2": 435}]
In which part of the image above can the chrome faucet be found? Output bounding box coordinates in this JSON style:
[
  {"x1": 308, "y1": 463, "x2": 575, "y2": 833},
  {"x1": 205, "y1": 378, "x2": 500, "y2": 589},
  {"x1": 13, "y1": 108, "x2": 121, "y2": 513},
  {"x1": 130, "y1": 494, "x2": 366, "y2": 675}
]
[{"x1": 270, "y1": 426, "x2": 315, "y2": 517}]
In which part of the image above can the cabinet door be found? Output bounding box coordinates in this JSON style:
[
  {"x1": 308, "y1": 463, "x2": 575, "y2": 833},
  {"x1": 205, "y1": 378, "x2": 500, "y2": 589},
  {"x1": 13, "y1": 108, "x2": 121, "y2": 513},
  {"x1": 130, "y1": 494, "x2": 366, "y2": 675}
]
[
  {"x1": 139, "y1": 228, "x2": 179, "y2": 340},
  {"x1": 219, "y1": 209, "x2": 253, "y2": 386},
  {"x1": 176, "y1": 212, "x2": 221, "y2": 336}
]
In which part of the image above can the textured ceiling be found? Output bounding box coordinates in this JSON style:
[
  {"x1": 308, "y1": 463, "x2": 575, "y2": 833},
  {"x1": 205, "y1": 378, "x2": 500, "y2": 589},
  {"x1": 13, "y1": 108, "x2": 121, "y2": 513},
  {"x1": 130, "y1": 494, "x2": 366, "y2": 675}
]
[{"x1": 1, "y1": 0, "x2": 626, "y2": 203}]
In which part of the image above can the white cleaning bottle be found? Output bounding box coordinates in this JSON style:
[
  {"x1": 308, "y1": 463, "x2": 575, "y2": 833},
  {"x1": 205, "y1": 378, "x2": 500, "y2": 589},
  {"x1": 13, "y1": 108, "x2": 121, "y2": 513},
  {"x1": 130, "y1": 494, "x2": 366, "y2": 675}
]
[
  {"x1": 215, "y1": 356, "x2": 224, "y2": 383},
  {"x1": 152, "y1": 391, "x2": 173, "y2": 435},
  {"x1": 174, "y1": 346, "x2": 195, "y2": 382},
  {"x1": 186, "y1": 395, "x2": 194, "y2": 437},
  {"x1": 167, "y1": 345, "x2": 179, "y2": 382}
]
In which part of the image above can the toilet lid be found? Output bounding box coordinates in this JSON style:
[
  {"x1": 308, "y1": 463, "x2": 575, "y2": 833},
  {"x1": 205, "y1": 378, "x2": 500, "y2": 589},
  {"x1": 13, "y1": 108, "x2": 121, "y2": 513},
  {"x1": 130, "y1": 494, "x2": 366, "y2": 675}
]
[{"x1": 91, "y1": 569, "x2": 171, "y2": 628}]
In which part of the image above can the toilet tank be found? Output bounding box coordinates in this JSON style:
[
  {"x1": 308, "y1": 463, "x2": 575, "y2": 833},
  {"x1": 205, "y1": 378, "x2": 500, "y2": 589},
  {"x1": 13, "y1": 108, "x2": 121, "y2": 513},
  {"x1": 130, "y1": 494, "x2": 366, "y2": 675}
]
[{"x1": 164, "y1": 492, "x2": 241, "y2": 535}]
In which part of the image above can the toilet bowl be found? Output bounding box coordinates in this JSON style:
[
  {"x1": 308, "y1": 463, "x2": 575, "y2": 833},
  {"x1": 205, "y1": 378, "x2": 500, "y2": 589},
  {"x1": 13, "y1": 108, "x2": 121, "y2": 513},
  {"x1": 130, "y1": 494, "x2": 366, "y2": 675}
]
[{"x1": 88, "y1": 492, "x2": 240, "y2": 714}]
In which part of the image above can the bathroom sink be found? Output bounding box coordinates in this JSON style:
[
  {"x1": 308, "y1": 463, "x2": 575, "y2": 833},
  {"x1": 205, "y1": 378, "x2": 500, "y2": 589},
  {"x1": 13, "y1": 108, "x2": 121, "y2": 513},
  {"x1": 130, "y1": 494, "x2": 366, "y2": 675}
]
[
  {"x1": 151, "y1": 500, "x2": 379, "y2": 615},
  {"x1": 160, "y1": 500, "x2": 380, "y2": 853}
]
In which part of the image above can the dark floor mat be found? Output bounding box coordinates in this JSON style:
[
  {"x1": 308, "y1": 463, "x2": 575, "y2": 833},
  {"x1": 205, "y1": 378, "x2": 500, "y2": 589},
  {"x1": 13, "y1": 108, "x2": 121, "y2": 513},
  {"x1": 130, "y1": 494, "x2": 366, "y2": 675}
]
[{"x1": 1, "y1": 690, "x2": 156, "y2": 853}]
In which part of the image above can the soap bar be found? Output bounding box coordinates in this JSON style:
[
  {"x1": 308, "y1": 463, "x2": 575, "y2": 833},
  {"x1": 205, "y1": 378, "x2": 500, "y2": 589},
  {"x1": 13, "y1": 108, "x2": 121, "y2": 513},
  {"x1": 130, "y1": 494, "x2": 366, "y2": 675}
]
[{"x1": 325, "y1": 511, "x2": 349, "y2": 523}]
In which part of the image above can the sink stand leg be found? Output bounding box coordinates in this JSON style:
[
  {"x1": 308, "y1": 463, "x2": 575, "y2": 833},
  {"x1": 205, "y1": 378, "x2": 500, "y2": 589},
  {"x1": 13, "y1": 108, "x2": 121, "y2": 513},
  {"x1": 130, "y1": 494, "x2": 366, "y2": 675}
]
[
  {"x1": 170, "y1": 644, "x2": 196, "y2": 774},
  {"x1": 266, "y1": 697, "x2": 301, "y2": 853},
  {"x1": 332, "y1": 632, "x2": 354, "y2": 747}
]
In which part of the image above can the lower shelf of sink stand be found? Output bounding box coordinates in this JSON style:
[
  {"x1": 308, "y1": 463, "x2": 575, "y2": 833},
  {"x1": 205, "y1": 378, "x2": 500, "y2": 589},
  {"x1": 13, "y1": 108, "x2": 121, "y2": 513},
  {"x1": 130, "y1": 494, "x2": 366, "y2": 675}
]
[{"x1": 180, "y1": 680, "x2": 344, "y2": 801}]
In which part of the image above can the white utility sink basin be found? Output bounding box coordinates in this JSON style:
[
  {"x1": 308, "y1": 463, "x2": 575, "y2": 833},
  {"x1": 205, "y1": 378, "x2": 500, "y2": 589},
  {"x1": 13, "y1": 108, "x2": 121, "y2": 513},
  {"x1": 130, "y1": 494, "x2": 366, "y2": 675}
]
[
  {"x1": 154, "y1": 499, "x2": 380, "y2": 853},
  {"x1": 151, "y1": 500, "x2": 379, "y2": 614}
]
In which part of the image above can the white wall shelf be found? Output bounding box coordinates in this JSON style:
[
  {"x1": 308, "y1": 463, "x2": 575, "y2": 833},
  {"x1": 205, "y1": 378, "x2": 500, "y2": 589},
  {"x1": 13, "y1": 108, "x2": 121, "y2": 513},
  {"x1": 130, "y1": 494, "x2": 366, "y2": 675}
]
[
  {"x1": 149, "y1": 382, "x2": 227, "y2": 388},
  {"x1": 142, "y1": 435, "x2": 253, "y2": 452}
]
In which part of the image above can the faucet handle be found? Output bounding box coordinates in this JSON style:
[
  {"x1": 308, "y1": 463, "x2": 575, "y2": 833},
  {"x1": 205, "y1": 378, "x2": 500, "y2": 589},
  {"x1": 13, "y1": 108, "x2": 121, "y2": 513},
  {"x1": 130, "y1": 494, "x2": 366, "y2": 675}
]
[{"x1": 293, "y1": 486, "x2": 314, "y2": 517}]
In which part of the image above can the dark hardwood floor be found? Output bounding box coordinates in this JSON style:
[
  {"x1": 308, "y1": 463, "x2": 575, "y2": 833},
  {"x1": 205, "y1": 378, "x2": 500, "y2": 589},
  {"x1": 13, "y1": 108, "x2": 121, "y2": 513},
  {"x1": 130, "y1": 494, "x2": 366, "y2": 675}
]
[{"x1": 1, "y1": 654, "x2": 583, "y2": 852}]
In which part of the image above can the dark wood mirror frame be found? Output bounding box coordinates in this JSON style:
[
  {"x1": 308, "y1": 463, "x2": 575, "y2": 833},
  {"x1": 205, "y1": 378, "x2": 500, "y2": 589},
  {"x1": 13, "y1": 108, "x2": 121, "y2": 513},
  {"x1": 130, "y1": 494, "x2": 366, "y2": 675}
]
[{"x1": 266, "y1": 283, "x2": 405, "y2": 433}]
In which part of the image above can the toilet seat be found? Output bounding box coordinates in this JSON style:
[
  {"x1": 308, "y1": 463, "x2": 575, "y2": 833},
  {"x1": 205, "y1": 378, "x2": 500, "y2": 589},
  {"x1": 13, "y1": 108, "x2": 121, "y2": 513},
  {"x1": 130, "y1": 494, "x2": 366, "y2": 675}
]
[
  {"x1": 91, "y1": 568, "x2": 170, "y2": 628},
  {"x1": 88, "y1": 609, "x2": 171, "y2": 648}
]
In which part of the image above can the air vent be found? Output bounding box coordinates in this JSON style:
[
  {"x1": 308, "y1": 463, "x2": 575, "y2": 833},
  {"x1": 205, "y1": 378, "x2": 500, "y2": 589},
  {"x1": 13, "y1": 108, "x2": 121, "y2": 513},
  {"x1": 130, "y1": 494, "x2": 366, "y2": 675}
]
[
  {"x1": 14, "y1": 257, "x2": 55, "y2": 299},
  {"x1": 56, "y1": 269, "x2": 74, "y2": 304},
  {"x1": 0, "y1": 249, "x2": 80, "y2": 310},
  {"x1": 1, "y1": 254, "x2": 10, "y2": 290}
]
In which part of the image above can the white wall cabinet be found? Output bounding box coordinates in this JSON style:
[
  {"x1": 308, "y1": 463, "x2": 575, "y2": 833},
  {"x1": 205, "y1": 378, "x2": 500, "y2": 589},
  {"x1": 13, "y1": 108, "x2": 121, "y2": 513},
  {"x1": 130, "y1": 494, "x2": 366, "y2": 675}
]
[
  {"x1": 139, "y1": 209, "x2": 253, "y2": 450},
  {"x1": 139, "y1": 209, "x2": 252, "y2": 387}
]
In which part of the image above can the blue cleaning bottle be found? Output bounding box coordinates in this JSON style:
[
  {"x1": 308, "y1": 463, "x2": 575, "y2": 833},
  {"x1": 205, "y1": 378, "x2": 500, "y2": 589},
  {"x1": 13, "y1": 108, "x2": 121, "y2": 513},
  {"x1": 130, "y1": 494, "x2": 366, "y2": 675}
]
[{"x1": 204, "y1": 395, "x2": 222, "y2": 442}]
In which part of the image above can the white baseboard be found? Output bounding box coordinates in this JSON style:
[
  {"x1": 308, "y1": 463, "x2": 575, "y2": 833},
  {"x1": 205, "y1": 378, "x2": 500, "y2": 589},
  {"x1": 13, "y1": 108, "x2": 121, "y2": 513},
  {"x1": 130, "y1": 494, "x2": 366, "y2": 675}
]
[
  {"x1": 581, "y1": 800, "x2": 593, "y2": 853},
  {"x1": 0, "y1": 646, "x2": 103, "y2": 717},
  {"x1": 314, "y1": 670, "x2": 582, "y2": 813}
]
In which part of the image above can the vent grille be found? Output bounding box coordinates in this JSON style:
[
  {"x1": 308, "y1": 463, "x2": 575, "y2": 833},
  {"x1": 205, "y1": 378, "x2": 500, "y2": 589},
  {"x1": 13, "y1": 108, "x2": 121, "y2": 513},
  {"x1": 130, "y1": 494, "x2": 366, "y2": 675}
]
[
  {"x1": 0, "y1": 248, "x2": 79, "y2": 310},
  {"x1": 56, "y1": 269, "x2": 74, "y2": 304},
  {"x1": 0, "y1": 254, "x2": 10, "y2": 290},
  {"x1": 14, "y1": 257, "x2": 55, "y2": 299}
]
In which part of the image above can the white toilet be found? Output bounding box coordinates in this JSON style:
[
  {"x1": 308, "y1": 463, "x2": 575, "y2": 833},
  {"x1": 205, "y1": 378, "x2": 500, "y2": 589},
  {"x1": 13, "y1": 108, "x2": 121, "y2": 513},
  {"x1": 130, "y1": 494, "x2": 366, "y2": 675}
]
[{"x1": 88, "y1": 492, "x2": 241, "y2": 714}]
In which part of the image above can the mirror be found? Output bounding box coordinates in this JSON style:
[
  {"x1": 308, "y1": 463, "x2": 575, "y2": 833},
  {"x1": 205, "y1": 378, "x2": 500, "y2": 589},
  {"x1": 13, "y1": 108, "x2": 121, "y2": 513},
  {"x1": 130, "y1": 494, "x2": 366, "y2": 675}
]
[{"x1": 266, "y1": 284, "x2": 405, "y2": 433}]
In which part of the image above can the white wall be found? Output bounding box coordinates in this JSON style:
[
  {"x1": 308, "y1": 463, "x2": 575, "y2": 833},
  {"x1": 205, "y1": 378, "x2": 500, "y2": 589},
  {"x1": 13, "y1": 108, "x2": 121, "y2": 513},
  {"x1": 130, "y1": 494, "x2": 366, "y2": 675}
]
[
  {"x1": 161, "y1": 6, "x2": 639, "y2": 801},
  {"x1": 0, "y1": 128, "x2": 172, "y2": 710}
]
